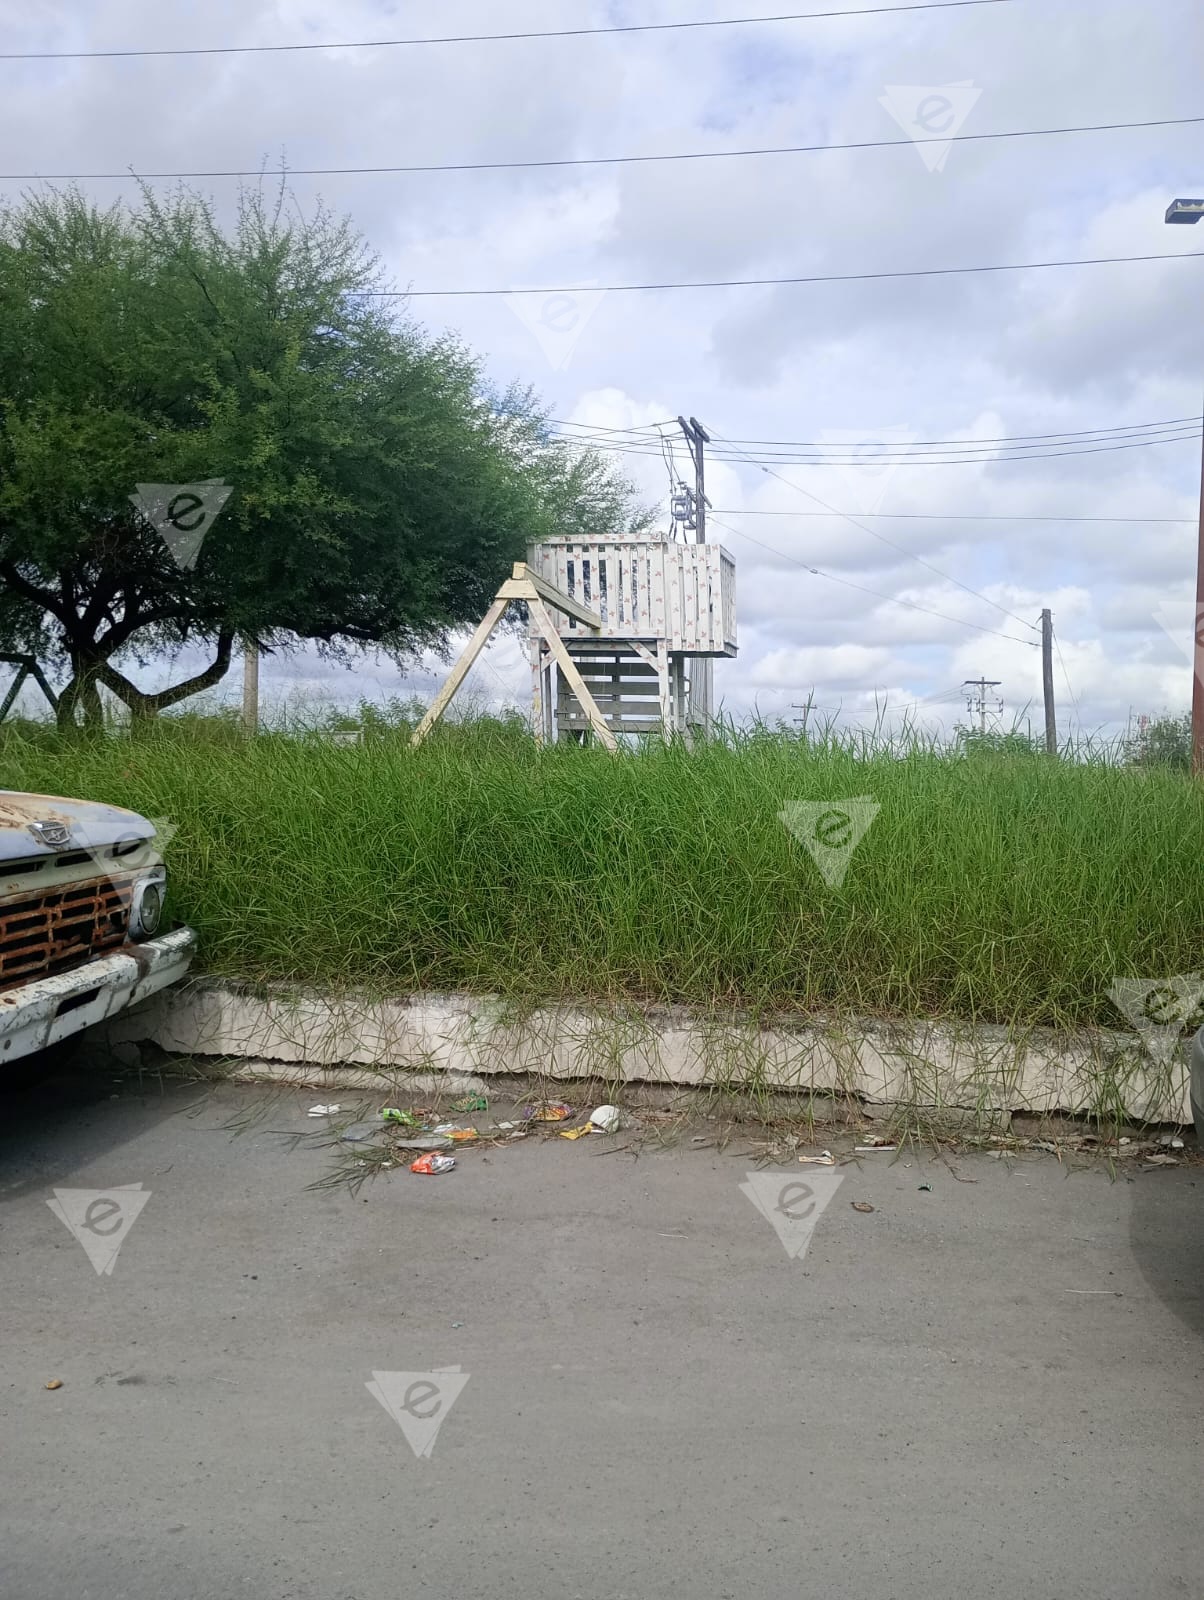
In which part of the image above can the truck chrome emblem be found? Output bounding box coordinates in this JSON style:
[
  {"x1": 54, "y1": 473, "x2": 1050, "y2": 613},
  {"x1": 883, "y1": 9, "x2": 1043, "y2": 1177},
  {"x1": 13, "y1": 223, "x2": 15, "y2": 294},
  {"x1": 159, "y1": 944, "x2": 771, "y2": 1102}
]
[{"x1": 28, "y1": 819, "x2": 72, "y2": 850}]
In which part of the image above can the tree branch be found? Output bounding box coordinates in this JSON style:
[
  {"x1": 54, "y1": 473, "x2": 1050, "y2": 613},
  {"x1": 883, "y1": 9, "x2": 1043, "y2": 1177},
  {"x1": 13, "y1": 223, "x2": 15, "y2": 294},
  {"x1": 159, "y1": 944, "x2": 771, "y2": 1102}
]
[
  {"x1": 97, "y1": 629, "x2": 235, "y2": 716},
  {"x1": 0, "y1": 562, "x2": 72, "y2": 627}
]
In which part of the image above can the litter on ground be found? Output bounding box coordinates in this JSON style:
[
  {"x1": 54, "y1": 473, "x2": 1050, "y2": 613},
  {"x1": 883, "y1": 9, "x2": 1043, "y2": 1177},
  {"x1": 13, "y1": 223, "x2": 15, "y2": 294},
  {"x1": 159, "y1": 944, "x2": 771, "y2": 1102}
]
[
  {"x1": 522, "y1": 1101, "x2": 574, "y2": 1122},
  {"x1": 410, "y1": 1153, "x2": 457, "y2": 1175},
  {"x1": 381, "y1": 1108, "x2": 422, "y2": 1127}
]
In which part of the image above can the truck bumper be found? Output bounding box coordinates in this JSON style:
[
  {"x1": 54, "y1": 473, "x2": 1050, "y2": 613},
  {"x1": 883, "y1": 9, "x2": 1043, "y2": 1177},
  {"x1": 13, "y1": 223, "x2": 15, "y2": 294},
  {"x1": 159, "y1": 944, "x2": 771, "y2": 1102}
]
[{"x1": 0, "y1": 927, "x2": 197, "y2": 1066}]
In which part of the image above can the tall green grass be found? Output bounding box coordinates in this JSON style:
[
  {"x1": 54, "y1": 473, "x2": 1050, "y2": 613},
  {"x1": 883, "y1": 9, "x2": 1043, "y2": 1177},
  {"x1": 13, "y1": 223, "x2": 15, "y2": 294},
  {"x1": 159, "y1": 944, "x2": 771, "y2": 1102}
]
[{"x1": 4, "y1": 717, "x2": 1201, "y2": 1028}]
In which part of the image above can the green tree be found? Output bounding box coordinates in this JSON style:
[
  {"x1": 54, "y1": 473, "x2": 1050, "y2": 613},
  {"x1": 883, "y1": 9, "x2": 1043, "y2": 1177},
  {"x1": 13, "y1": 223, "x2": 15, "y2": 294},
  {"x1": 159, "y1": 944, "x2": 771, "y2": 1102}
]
[
  {"x1": 1124, "y1": 712, "x2": 1192, "y2": 771},
  {"x1": 0, "y1": 186, "x2": 645, "y2": 728}
]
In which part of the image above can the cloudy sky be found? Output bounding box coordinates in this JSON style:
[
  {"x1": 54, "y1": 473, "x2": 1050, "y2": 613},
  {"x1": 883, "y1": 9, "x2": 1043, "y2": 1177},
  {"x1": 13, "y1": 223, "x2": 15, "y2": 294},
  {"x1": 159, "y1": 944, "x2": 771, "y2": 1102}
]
[{"x1": 4, "y1": 0, "x2": 1203, "y2": 738}]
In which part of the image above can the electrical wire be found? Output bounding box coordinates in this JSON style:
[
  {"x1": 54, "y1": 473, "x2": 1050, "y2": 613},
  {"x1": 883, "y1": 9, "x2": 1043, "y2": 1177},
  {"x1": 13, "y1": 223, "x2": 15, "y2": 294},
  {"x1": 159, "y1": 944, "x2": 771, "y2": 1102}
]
[
  {"x1": 553, "y1": 427, "x2": 1203, "y2": 464},
  {"x1": 707, "y1": 514, "x2": 1038, "y2": 645},
  {"x1": 549, "y1": 423, "x2": 1203, "y2": 467},
  {"x1": 0, "y1": 2, "x2": 1016, "y2": 61},
  {"x1": 551, "y1": 411, "x2": 1202, "y2": 449},
  {"x1": 706, "y1": 428, "x2": 1204, "y2": 466},
  {"x1": 370, "y1": 249, "x2": 1204, "y2": 297},
  {"x1": 708, "y1": 508, "x2": 1197, "y2": 523},
  {"x1": 1051, "y1": 623, "x2": 1080, "y2": 722},
  {"x1": 9, "y1": 112, "x2": 1200, "y2": 182},
  {"x1": 708, "y1": 427, "x2": 1039, "y2": 630}
]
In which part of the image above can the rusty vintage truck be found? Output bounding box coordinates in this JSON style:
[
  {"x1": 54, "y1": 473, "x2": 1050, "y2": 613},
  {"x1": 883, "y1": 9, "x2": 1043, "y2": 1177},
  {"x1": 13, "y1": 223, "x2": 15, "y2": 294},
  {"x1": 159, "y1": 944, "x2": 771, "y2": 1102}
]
[{"x1": 0, "y1": 792, "x2": 195, "y2": 1064}]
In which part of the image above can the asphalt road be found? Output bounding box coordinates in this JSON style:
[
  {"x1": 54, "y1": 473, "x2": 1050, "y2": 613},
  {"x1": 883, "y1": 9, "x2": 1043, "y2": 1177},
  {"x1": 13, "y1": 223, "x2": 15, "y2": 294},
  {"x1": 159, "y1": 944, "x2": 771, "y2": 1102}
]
[{"x1": 2, "y1": 1061, "x2": 1202, "y2": 1600}]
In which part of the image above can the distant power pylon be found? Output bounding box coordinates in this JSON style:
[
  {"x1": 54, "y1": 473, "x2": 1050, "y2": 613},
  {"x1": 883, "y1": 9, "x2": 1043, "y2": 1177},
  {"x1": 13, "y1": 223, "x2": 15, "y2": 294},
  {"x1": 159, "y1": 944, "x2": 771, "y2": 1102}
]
[{"x1": 963, "y1": 677, "x2": 1002, "y2": 735}]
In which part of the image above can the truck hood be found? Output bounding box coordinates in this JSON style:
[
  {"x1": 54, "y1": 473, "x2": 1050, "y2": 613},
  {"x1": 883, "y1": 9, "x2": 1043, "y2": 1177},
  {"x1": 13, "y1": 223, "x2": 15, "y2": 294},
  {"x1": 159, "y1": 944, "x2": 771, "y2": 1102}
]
[{"x1": 0, "y1": 791, "x2": 155, "y2": 861}]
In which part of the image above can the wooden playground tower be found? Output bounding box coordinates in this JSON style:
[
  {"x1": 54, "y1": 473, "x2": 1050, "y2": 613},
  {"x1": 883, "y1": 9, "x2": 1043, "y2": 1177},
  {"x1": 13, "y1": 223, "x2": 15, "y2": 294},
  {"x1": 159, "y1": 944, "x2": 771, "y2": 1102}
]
[{"x1": 411, "y1": 533, "x2": 737, "y2": 748}]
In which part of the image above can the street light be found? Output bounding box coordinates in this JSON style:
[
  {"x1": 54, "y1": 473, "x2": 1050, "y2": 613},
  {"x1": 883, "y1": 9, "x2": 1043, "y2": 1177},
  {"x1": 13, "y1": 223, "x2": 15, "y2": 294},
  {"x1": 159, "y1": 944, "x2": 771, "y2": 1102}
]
[
  {"x1": 1166, "y1": 198, "x2": 1204, "y2": 224},
  {"x1": 1164, "y1": 199, "x2": 1204, "y2": 772}
]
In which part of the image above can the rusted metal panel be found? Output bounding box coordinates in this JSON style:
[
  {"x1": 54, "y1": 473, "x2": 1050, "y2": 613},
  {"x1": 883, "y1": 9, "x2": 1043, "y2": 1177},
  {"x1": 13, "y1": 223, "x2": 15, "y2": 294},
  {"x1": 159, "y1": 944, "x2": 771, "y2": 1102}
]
[
  {"x1": 0, "y1": 926, "x2": 197, "y2": 1064},
  {"x1": 0, "y1": 870, "x2": 140, "y2": 992}
]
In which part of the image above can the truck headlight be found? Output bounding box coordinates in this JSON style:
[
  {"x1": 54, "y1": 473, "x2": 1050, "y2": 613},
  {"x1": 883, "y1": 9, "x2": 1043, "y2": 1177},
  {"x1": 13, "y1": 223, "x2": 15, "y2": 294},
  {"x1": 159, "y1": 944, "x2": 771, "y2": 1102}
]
[{"x1": 129, "y1": 872, "x2": 166, "y2": 940}]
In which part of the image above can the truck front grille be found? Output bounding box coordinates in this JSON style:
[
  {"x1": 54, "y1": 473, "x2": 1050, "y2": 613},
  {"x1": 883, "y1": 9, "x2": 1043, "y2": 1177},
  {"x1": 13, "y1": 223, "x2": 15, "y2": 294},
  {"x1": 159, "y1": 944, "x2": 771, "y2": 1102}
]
[{"x1": 0, "y1": 872, "x2": 138, "y2": 990}]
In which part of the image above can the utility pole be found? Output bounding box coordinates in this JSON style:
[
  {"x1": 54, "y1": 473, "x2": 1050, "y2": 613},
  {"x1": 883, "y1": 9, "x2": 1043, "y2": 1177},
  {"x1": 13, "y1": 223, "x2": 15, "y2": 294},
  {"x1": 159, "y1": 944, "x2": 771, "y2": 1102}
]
[
  {"x1": 1041, "y1": 608, "x2": 1057, "y2": 755},
  {"x1": 676, "y1": 416, "x2": 710, "y2": 545},
  {"x1": 677, "y1": 416, "x2": 713, "y2": 731},
  {"x1": 1193, "y1": 414, "x2": 1204, "y2": 774},
  {"x1": 1161, "y1": 205, "x2": 1204, "y2": 773},
  {"x1": 242, "y1": 639, "x2": 259, "y2": 735},
  {"x1": 963, "y1": 677, "x2": 1001, "y2": 737}
]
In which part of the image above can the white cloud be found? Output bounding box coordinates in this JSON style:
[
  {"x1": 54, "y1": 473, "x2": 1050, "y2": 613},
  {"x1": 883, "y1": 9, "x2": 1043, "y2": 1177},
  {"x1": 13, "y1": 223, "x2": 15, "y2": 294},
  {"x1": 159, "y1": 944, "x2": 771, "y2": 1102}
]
[{"x1": 5, "y1": 0, "x2": 1203, "y2": 738}]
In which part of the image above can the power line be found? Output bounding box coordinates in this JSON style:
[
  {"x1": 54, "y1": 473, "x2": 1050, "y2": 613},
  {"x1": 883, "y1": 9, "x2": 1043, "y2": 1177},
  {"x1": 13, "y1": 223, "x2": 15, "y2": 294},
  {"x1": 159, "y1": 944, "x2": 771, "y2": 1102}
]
[
  {"x1": 1051, "y1": 624, "x2": 1080, "y2": 721},
  {"x1": 0, "y1": 2, "x2": 1015, "y2": 61},
  {"x1": 707, "y1": 508, "x2": 1197, "y2": 524},
  {"x1": 551, "y1": 423, "x2": 1203, "y2": 466},
  {"x1": 704, "y1": 428, "x2": 1204, "y2": 465},
  {"x1": 556, "y1": 426, "x2": 1202, "y2": 463},
  {"x1": 551, "y1": 412, "x2": 1202, "y2": 449},
  {"x1": 707, "y1": 427, "x2": 1039, "y2": 630},
  {"x1": 10, "y1": 111, "x2": 1200, "y2": 182},
  {"x1": 707, "y1": 514, "x2": 1038, "y2": 645},
  {"x1": 386, "y1": 249, "x2": 1204, "y2": 297}
]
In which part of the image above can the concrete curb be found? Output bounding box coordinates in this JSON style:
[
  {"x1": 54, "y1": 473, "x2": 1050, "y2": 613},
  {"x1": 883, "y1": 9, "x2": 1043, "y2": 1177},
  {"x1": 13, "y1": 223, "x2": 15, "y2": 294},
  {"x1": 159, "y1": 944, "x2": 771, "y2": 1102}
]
[{"x1": 98, "y1": 979, "x2": 1192, "y2": 1126}]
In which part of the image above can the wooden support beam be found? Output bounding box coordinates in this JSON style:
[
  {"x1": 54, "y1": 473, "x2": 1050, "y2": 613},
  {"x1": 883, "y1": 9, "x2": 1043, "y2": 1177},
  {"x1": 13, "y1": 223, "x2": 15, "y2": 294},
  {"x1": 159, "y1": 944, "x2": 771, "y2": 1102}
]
[
  {"x1": 409, "y1": 562, "x2": 611, "y2": 750},
  {"x1": 527, "y1": 597, "x2": 618, "y2": 752},
  {"x1": 499, "y1": 563, "x2": 603, "y2": 631},
  {"x1": 410, "y1": 597, "x2": 509, "y2": 747}
]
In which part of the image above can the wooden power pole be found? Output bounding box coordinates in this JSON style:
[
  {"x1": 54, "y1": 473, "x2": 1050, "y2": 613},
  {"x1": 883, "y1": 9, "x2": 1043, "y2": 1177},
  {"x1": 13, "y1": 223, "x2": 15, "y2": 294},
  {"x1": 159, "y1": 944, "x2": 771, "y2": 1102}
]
[
  {"x1": 242, "y1": 639, "x2": 259, "y2": 735},
  {"x1": 1041, "y1": 608, "x2": 1057, "y2": 755},
  {"x1": 1193, "y1": 417, "x2": 1204, "y2": 774}
]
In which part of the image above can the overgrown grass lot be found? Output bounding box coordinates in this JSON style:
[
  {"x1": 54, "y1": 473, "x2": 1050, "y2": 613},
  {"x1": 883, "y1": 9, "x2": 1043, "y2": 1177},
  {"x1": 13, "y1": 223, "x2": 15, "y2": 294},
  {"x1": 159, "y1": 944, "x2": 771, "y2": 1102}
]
[{"x1": 5, "y1": 717, "x2": 1202, "y2": 1030}]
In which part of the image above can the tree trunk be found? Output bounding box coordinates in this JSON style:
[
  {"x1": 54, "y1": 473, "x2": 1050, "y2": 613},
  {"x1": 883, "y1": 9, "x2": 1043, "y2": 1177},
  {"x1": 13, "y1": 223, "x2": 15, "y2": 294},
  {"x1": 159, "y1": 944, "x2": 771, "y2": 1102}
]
[
  {"x1": 97, "y1": 630, "x2": 235, "y2": 720},
  {"x1": 55, "y1": 656, "x2": 105, "y2": 733}
]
